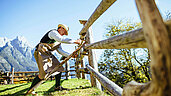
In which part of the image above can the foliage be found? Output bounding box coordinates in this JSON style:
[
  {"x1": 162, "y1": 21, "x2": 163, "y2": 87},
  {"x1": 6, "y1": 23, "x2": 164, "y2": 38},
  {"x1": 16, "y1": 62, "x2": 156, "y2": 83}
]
[
  {"x1": 0, "y1": 78, "x2": 109, "y2": 96},
  {"x1": 98, "y1": 19, "x2": 151, "y2": 87},
  {"x1": 165, "y1": 10, "x2": 171, "y2": 21}
]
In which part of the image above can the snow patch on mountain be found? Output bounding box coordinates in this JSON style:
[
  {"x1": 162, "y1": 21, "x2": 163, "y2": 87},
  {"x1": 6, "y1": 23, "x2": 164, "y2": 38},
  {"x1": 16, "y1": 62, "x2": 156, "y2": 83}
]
[{"x1": 0, "y1": 37, "x2": 11, "y2": 47}]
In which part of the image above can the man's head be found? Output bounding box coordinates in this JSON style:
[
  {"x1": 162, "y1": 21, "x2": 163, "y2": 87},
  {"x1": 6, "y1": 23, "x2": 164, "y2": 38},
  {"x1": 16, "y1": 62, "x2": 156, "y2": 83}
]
[{"x1": 57, "y1": 24, "x2": 69, "y2": 36}]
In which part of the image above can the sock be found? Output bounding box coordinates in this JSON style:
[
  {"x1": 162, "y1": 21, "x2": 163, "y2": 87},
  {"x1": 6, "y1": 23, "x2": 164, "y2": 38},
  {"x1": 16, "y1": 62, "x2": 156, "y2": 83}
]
[
  {"x1": 55, "y1": 72, "x2": 62, "y2": 88},
  {"x1": 28, "y1": 75, "x2": 41, "y2": 90}
]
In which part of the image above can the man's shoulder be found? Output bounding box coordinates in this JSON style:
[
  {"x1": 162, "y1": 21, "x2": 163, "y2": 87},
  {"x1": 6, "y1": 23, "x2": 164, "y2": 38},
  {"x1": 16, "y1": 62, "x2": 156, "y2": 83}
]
[
  {"x1": 49, "y1": 29, "x2": 57, "y2": 32},
  {"x1": 48, "y1": 29, "x2": 58, "y2": 35},
  {"x1": 48, "y1": 29, "x2": 60, "y2": 37}
]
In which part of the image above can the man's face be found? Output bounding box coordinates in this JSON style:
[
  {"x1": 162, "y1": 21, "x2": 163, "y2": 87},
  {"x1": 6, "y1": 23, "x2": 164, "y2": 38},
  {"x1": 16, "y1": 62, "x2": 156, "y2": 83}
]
[{"x1": 58, "y1": 27, "x2": 67, "y2": 36}]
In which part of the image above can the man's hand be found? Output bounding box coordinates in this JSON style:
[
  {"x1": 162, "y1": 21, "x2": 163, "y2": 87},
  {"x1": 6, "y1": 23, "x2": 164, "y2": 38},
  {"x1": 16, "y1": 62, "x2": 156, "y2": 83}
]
[
  {"x1": 72, "y1": 54, "x2": 78, "y2": 58},
  {"x1": 74, "y1": 39, "x2": 81, "y2": 44},
  {"x1": 60, "y1": 56, "x2": 67, "y2": 61}
]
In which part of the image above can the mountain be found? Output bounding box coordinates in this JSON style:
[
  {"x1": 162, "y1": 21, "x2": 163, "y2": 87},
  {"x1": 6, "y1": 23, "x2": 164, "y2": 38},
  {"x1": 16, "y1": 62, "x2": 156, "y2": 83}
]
[{"x1": 0, "y1": 36, "x2": 38, "y2": 72}]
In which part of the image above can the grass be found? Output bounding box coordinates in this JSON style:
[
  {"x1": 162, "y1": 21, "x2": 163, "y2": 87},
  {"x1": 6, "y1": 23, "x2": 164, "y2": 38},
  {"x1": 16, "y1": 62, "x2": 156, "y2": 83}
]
[{"x1": 0, "y1": 78, "x2": 110, "y2": 96}]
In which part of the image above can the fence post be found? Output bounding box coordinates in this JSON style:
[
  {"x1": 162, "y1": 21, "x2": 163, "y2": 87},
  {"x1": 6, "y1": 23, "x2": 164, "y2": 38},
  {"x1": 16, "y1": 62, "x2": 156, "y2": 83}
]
[
  {"x1": 11, "y1": 67, "x2": 14, "y2": 84},
  {"x1": 80, "y1": 59, "x2": 86, "y2": 79},
  {"x1": 79, "y1": 20, "x2": 101, "y2": 90},
  {"x1": 79, "y1": 45, "x2": 86, "y2": 79},
  {"x1": 75, "y1": 48, "x2": 81, "y2": 79},
  {"x1": 65, "y1": 61, "x2": 71, "y2": 80}
]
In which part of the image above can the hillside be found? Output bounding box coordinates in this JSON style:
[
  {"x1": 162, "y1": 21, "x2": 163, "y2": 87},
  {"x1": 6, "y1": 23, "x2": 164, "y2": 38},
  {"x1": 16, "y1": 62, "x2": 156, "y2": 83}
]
[{"x1": 0, "y1": 78, "x2": 110, "y2": 96}]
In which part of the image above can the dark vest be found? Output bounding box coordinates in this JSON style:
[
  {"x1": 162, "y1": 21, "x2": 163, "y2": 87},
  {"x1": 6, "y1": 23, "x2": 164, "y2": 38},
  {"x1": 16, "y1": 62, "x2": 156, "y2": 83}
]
[{"x1": 40, "y1": 29, "x2": 56, "y2": 44}]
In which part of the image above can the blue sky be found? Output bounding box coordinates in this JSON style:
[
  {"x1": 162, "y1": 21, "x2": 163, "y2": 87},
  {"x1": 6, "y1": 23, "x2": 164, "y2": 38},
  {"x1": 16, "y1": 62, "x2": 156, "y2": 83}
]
[{"x1": 0, "y1": 0, "x2": 170, "y2": 60}]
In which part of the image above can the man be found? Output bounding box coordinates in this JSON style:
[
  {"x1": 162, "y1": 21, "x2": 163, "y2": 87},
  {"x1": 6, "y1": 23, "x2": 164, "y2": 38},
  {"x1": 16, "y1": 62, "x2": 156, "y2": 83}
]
[{"x1": 27, "y1": 24, "x2": 81, "y2": 95}]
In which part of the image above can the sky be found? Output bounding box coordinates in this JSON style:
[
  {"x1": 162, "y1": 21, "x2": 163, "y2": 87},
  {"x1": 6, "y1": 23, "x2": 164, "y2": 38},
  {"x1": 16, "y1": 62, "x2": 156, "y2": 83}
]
[{"x1": 0, "y1": 0, "x2": 170, "y2": 60}]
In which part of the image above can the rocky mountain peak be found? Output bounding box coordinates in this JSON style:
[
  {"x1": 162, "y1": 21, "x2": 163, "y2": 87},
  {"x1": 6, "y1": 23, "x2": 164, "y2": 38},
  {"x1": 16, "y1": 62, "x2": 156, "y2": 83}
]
[
  {"x1": 0, "y1": 37, "x2": 10, "y2": 47},
  {"x1": 0, "y1": 36, "x2": 38, "y2": 72}
]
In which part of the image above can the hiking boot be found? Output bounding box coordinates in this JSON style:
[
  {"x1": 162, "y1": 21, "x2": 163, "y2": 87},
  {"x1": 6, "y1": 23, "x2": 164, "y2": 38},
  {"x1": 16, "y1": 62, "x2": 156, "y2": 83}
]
[
  {"x1": 25, "y1": 90, "x2": 37, "y2": 96},
  {"x1": 31, "y1": 91, "x2": 38, "y2": 96},
  {"x1": 54, "y1": 86, "x2": 70, "y2": 91}
]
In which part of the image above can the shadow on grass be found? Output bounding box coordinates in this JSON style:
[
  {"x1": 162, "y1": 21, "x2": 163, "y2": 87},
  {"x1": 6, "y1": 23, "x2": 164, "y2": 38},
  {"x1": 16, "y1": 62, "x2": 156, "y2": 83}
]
[
  {"x1": 0, "y1": 83, "x2": 28, "y2": 93},
  {"x1": 35, "y1": 85, "x2": 56, "y2": 96},
  {"x1": 11, "y1": 87, "x2": 29, "y2": 96},
  {"x1": 35, "y1": 79, "x2": 66, "y2": 96},
  {"x1": 70, "y1": 86, "x2": 92, "y2": 90},
  {"x1": 0, "y1": 86, "x2": 29, "y2": 96}
]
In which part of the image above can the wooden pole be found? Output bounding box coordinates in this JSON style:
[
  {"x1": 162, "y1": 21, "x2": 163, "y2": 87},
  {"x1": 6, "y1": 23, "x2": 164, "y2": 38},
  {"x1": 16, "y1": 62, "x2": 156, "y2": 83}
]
[
  {"x1": 65, "y1": 62, "x2": 68, "y2": 80},
  {"x1": 79, "y1": 0, "x2": 117, "y2": 39},
  {"x1": 80, "y1": 45, "x2": 86, "y2": 79},
  {"x1": 75, "y1": 48, "x2": 81, "y2": 79},
  {"x1": 80, "y1": 20, "x2": 101, "y2": 90},
  {"x1": 123, "y1": 0, "x2": 171, "y2": 96},
  {"x1": 85, "y1": 28, "x2": 147, "y2": 49},
  {"x1": 11, "y1": 67, "x2": 14, "y2": 84},
  {"x1": 80, "y1": 59, "x2": 85, "y2": 79},
  {"x1": 87, "y1": 65, "x2": 123, "y2": 96}
]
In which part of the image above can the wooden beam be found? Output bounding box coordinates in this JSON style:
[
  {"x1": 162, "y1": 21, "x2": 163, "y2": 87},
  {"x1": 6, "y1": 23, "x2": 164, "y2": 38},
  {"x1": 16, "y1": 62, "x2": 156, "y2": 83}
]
[
  {"x1": 81, "y1": 20, "x2": 102, "y2": 90},
  {"x1": 85, "y1": 28, "x2": 147, "y2": 49},
  {"x1": 79, "y1": 0, "x2": 117, "y2": 39},
  {"x1": 9, "y1": 71, "x2": 39, "y2": 74},
  {"x1": 85, "y1": 21, "x2": 171, "y2": 49},
  {"x1": 86, "y1": 65, "x2": 123, "y2": 96},
  {"x1": 123, "y1": 0, "x2": 171, "y2": 96}
]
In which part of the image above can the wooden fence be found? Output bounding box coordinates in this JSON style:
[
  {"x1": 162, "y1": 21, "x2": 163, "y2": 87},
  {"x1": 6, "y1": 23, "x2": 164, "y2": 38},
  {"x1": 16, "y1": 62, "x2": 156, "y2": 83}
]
[
  {"x1": 0, "y1": 0, "x2": 170, "y2": 96},
  {"x1": 76, "y1": 0, "x2": 171, "y2": 96},
  {"x1": 0, "y1": 61, "x2": 80, "y2": 84}
]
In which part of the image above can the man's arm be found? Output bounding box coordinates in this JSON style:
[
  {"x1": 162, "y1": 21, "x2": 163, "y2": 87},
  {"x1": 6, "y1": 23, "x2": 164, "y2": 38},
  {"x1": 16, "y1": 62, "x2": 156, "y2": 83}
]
[
  {"x1": 48, "y1": 30, "x2": 76, "y2": 44},
  {"x1": 56, "y1": 45, "x2": 70, "y2": 57}
]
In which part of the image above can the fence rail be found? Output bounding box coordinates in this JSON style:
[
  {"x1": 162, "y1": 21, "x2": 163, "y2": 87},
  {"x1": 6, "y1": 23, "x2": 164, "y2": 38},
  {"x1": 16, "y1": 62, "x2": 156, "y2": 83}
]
[
  {"x1": 79, "y1": 0, "x2": 117, "y2": 39},
  {"x1": 86, "y1": 65, "x2": 122, "y2": 96}
]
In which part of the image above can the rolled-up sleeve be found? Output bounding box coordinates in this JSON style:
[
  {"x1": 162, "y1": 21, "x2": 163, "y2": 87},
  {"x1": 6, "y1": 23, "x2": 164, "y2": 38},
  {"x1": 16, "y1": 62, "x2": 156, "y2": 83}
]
[
  {"x1": 48, "y1": 30, "x2": 75, "y2": 44},
  {"x1": 56, "y1": 45, "x2": 70, "y2": 57}
]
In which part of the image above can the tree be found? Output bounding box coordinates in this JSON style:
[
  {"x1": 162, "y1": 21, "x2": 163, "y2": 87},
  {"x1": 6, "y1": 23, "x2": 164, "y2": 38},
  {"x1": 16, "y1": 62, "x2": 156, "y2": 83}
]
[{"x1": 98, "y1": 19, "x2": 151, "y2": 87}]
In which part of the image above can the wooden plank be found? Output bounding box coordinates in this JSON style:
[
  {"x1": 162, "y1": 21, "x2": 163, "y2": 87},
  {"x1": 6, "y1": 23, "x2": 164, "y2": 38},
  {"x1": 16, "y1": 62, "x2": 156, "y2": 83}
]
[
  {"x1": 86, "y1": 65, "x2": 123, "y2": 96},
  {"x1": 79, "y1": 0, "x2": 117, "y2": 39}
]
